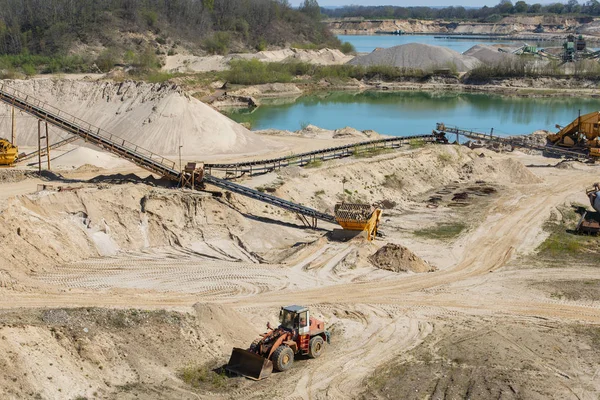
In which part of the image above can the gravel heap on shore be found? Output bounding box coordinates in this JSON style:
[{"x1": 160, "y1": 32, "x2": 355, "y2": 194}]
[
  {"x1": 348, "y1": 43, "x2": 481, "y2": 72},
  {"x1": 464, "y1": 44, "x2": 516, "y2": 65}
]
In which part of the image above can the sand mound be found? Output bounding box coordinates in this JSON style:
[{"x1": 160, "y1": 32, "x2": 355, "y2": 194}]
[
  {"x1": 2, "y1": 79, "x2": 278, "y2": 158},
  {"x1": 369, "y1": 243, "x2": 436, "y2": 273},
  {"x1": 348, "y1": 43, "x2": 481, "y2": 72},
  {"x1": 464, "y1": 44, "x2": 516, "y2": 65}
]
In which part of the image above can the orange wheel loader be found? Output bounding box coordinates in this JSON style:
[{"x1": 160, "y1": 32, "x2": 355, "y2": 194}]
[{"x1": 226, "y1": 305, "x2": 330, "y2": 380}]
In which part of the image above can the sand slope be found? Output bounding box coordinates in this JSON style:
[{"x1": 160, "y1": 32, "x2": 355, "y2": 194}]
[{"x1": 2, "y1": 79, "x2": 278, "y2": 158}]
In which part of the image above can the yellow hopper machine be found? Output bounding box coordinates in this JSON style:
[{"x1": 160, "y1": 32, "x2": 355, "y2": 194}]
[
  {"x1": 333, "y1": 203, "x2": 382, "y2": 241},
  {"x1": 0, "y1": 138, "x2": 18, "y2": 166}
]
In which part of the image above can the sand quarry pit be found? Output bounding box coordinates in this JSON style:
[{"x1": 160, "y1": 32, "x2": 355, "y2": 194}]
[{"x1": 1, "y1": 80, "x2": 600, "y2": 399}]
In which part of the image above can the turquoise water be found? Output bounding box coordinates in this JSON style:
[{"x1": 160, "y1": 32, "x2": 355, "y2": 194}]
[
  {"x1": 337, "y1": 34, "x2": 558, "y2": 54},
  {"x1": 227, "y1": 91, "x2": 600, "y2": 137}
]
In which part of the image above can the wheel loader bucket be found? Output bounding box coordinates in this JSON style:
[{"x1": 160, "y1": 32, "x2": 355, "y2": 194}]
[{"x1": 226, "y1": 348, "x2": 273, "y2": 380}]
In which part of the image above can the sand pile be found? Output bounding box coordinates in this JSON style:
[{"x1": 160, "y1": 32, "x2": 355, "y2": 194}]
[
  {"x1": 464, "y1": 44, "x2": 516, "y2": 65},
  {"x1": 369, "y1": 243, "x2": 436, "y2": 273},
  {"x1": 348, "y1": 43, "x2": 481, "y2": 72},
  {"x1": 2, "y1": 79, "x2": 278, "y2": 158}
]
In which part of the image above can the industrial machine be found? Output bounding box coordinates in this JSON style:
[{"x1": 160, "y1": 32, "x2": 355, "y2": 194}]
[
  {"x1": 333, "y1": 203, "x2": 382, "y2": 241},
  {"x1": 226, "y1": 305, "x2": 330, "y2": 380},
  {"x1": 546, "y1": 111, "x2": 600, "y2": 159},
  {"x1": 0, "y1": 138, "x2": 18, "y2": 166},
  {"x1": 578, "y1": 183, "x2": 600, "y2": 234}
]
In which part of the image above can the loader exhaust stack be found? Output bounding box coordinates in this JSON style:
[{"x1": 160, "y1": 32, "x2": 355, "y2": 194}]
[{"x1": 226, "y1": 348, "x2": 273, "y2": 380}]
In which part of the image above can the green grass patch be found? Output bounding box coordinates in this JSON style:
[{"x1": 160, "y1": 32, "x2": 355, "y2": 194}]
[
  {"x1": 314, "y1": 189, "x2": 325, "y2": 196},
  {"x1": 383, "y1": 173, "x2": 404, "y2": 189},
  {"x1": 536, "y1": 207, "x2": 599, "y2": 261},
  {"x1": 409, "y1": 139, "x2": 426, "y2": 149},
  {"x1": 179, "y1": 364, "x2": 227, "y2": 390},
  {"x1": 304, "y1": 159, "x2": 323, "y2": 168},
  {"x1": 414, "y1": 222, "x2": 466, "y2": 240},
  {"x1": 353, "y1": 147, "x2": 393, "y2": 158},
  {"x1": 437, "y1": 152, "x2": 453, "y2": 164},
  {"x1": 0, "y1": 53, "x2": 91, "y2": 75}
]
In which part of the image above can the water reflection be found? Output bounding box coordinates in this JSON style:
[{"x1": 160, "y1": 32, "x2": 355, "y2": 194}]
[
  {"x1": 226, "y1": 91, "x2": 600, "y2": 137},
  {"x1": 337, "y1": 34, "x2": 562, "y2": 54}
]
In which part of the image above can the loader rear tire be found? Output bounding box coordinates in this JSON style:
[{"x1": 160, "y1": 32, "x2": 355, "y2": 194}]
[
  {"x1": 272, "y1": 345, "x2": 294, "y2": 372},
  {"x1": 309, "y1": 336, "x2": 324, "y2": 359}
]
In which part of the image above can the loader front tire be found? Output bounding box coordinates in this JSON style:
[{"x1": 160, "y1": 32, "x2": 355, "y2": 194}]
[
  {"x1": 272, "y1": 345, "x2": 294, "y2": 372},
  {"x1": 309, "y1": 336, "x2": 324, "y2": 358}
]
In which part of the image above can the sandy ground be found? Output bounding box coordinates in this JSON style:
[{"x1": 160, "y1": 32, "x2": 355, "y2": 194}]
[{"x1": 1, "y1": 138, "x2": 600, "y2": 399}]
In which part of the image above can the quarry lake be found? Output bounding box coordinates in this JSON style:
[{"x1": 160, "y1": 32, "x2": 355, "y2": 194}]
[
  {"x1": 226, "y1": 91, "x2": 600, "y2": 137},
  {"x1": 336, "y1": 34, "x2": 560, "y2": 54}
]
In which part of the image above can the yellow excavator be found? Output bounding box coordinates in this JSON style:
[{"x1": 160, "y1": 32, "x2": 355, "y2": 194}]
[
  {"x1": 0, "y1": 138, "x2": 18, "y2": 166},
  {"x1": 547, "y1": 111, "x2": 600, "y2": 159}
]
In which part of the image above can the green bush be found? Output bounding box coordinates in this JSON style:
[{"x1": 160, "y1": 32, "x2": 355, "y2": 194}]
[
  {"x1": 95, "y1": 49, "x2": 118, "y2": 72},
  {"x1": 204, "y1": 32, "x2": 231, "y2": 55},
  {"x1": 21, "y1": 63, "x2": 36, "y2": 76},
  {"x1": 340, "y1": 41, "x2": 356, "y2": 54},
  {"x1": 223, "y1": 59, "x2": 293, "y2": 85},
  {"x1": 256, "y1": 39, "x2": 267, "y2": 52}
]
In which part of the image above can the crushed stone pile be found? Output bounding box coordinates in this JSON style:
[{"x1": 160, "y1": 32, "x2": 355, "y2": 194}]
[
  {"x1": 369, "y1": 243, "x2": 436, "y2": 273},
  {"x1": 2, "y1": 79, "x2": 278, "y2": 157},
  {"x1": 464, "y1": 44, "x2": 516, "y2": 65},
  {"x1": 348, "y1": 43, "x2": 481, "y2": 72}
]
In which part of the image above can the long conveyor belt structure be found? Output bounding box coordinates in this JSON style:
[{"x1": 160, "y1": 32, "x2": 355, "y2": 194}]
[
  {"x1": 205, "y1": 133, "x2": 445, "y2": 176},
  {"x1": 0, "y1": 83, "x2": 336, "y2": 225},
  {"x1": 435, "y1": 123, "x2": 593, "y2": 162}
]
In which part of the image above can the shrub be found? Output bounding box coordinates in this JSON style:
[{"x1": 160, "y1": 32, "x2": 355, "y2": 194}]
[
  {"x1": 223, "y1": 59, "x2": 293, "y2": 85},
  {"x1": 21, "y1": 63, "x2": 36, "y2": 76},
  {"x1": 340, "y1": 41, "x2": 356, "y2": 54},
  {"x1": 204, "y1": 32, "x2": 231, "y2": 55},
  {"x1": 95, "y1": 49, "x2": 118, "y2": 72}
]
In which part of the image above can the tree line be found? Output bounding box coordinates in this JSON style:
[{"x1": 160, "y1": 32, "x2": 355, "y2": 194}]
[
  {"x1": 322, "y1": 0, "x2": 600, "y2": 21},
  {"x1": 0, "y1": 0, "x2": 338, "y2": 57}
]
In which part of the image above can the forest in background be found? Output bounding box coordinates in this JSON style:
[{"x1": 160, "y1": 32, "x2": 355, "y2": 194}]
[
  {"x1": 0, "y1": 0, "x2": 338, "y2": 74},
  {"x1": 322, "y1": 0, "x2": 600, "y2": 21}
]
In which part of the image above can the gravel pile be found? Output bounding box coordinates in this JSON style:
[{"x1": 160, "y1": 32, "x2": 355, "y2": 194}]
[
  {"x1": 464, "y1": 44, "x2": 516, "y2": 65},
  {"x1": 348, "y1": 43, "x2": 481, "y2": 72}
]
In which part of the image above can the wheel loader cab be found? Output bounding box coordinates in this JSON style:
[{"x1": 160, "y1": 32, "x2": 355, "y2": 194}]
[{"x1": 279, "y1": 305, "x2": 309, "y2": 334}]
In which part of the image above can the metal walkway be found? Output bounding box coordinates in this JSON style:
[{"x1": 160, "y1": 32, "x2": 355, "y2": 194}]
[
  {"x1": 0, "y1": 83, "x2": 336, "y2": 225},
  {"x1": 435, "y1": 123, "x2": 593, "y2": 162}
]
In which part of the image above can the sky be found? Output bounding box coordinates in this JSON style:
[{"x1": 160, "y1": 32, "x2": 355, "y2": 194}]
[{"x1": 291, "y1": 0, "x2": 563, "y2": 7}]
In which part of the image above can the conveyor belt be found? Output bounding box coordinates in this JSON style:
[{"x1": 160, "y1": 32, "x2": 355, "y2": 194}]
[
  {"x1": 205, "y1": 175, "x2": 336, "y2": 224},
  {"x1": 436, "y1": 123, "x2": 593, "y2": 162},
  {"x1": 205, "y1": 134, "x2": 445, "y2": 175},
  {"x1": 0, "y1": 83, "x2": 336, "y2": 225},
  {"x1": 18, "y1": 135, "x2": 79, "y2": 163}
]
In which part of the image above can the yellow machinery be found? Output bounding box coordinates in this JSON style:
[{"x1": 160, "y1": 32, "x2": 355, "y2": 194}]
[
  {"x1": 334, "y1": 203, "x2": 382, "y2": 241},
  {"x1": 547, "y1": 111, "x2": 600, "y2": 158},
  {"x1": 0, "y1": 138, "x2": 18, "y2": 166}
]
